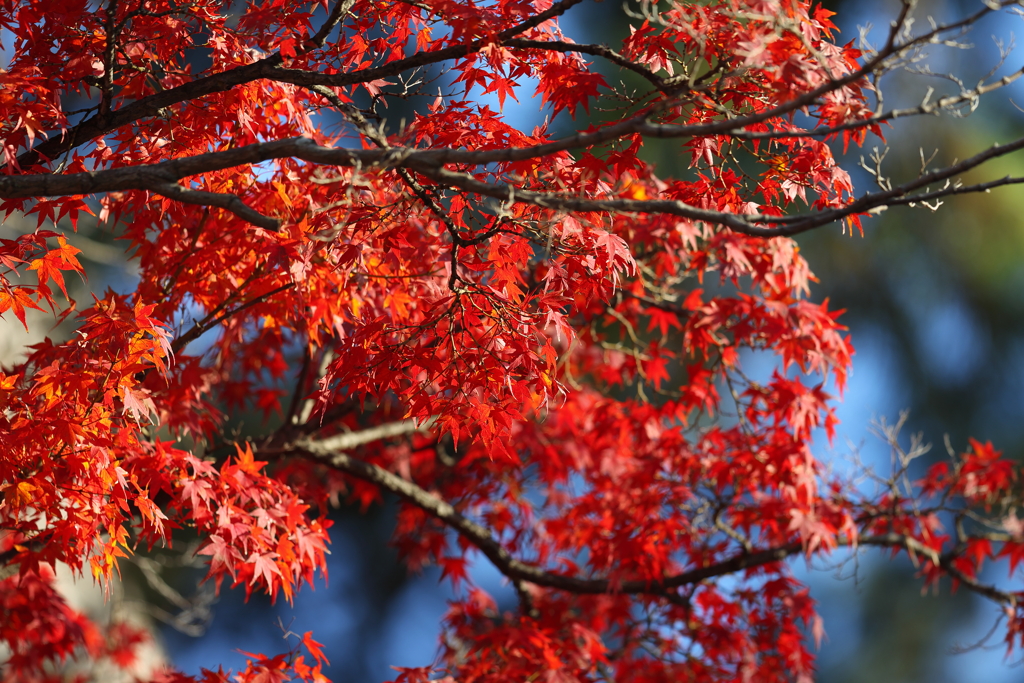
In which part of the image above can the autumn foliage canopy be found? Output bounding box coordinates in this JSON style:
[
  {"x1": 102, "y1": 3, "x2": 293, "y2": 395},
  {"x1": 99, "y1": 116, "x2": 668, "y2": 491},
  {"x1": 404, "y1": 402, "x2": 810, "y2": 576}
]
[{"x1": 3, "y1": 0, "x2": 1024, "y2": 680}]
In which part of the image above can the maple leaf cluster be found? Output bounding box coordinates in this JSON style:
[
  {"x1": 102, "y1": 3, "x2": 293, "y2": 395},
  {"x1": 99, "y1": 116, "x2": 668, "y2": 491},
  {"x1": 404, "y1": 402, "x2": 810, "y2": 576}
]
[{"x1": 2, "y1": 0, "x2": 1024, "y2": 681}]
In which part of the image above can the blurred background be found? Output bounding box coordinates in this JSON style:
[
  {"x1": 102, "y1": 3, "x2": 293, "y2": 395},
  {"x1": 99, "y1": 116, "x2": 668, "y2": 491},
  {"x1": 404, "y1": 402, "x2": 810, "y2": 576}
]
[{"x1": 6, "y1": 0, "x2": 1024, "y2": 680}]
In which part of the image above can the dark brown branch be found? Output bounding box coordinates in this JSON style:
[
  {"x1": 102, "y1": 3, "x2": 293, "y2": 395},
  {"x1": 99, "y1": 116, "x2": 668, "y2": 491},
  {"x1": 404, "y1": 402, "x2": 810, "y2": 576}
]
[
  {"x1": 149, "y1": 182, "x2": 280, "y2": 230},
  {"x1": 1, "y1": 138, "x2": 366, "y2": 198},
  {"x1": 418, "y1": 131, "x2": 1024, "y2": 236},
  {"x1": 12, "y1": 0, "x2": 585, "y2": 170},
  {"x1": 1, "y1": 137, "x2": 384, "y2": 229},
  {"x1": 504, "y1": 39, "x2": 668, "y2": 88},
  {"x1": 883, "y1": 174, "x2": 1024, "y2": 208},
  {"x1": 726, "y1": 66, "x2": 1024, "y2": 141},
  {"x1": 15, "y1": 58, "x2": 280, "y2": 170},
  {"x1": 5, "y1": 0, "x2": 1017, "y2": 234},
  {"x1": 777, "y1": 135, "x2": 1024, "y2": 230},
  {"x1": 419, "y1": 165, "x2": 776, "y2": 235},
  {"x1": 8, "y1": 125, "x2": 1024, "y2": 236},
  {"x1": 284, "y1": 348, "x2": 313, "y2": 427},
  {"x1": 171, "y1": 282, "x2": 295, "y2": 353},
  {"x1": 303, "y1": 84, "x2": 468, "y2": 290},
  {"x1": 270, "y1": 0, "x2": 587, "y2": 90},
  {"x1": 305, "y1": 0, "x2": 355, "y2": 50},
  {"x1": 274, "y1": 433, "x2": 1022, "y2": 607},
  {"x1": 16, "y1": 0, "x2": 992, "y2": 173},
  {"x1": 379, "y1": 4, "x2": 1018, "y2": 167}
]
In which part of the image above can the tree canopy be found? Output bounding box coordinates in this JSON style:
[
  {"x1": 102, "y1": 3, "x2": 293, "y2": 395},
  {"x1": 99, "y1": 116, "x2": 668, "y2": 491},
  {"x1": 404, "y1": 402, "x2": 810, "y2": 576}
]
[{"x1": 2, "y1": 0, "x2": 1024, "y2": 681}]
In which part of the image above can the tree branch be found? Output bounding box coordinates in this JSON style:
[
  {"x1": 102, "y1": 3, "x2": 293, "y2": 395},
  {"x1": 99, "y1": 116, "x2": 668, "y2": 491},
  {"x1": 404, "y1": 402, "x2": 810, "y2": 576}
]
[
  {"x1": 504, "y1": 38, "x2": 668, "y2": 88},
  {"x1": 8, "y1": 125, "x2": 1024, "y2": 236},
  {"x1": 418, "y1": 132, "x2": 1024, "y2": 237},
  {"x1": 269, "y1": 432, "x2": 1022, "y2": 608},
  {"x1": 11, "y1": 0, "x2": 585, "y2": 170},
  {"x1": 305, "y1": 0, "x2": 356, "y2": 50},
  {"x1": 301, "y1": 417, "x2": 436, "y2": 452},
  {"x1": 171, "y1": 282, "x2": 295, "y2": 353},
  {"x1": 726, "y1": 65, "x2": 1024, "y2": 141},
  {"x1": 149, "y1": 182, "x2": 281, "y2": 230},
  {"x1": 15, "y1": 0, "x2": 993, "y2": 172},
  {"x1": 5, "y1": 0, "x2": 1024, "y2": 238}
]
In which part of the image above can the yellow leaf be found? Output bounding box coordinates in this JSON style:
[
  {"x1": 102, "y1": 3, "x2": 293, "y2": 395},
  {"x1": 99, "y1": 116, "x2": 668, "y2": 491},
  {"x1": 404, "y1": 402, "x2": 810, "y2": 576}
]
[{"x1": 4, "y1": 481, "x2": 36, "y2": 508}]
